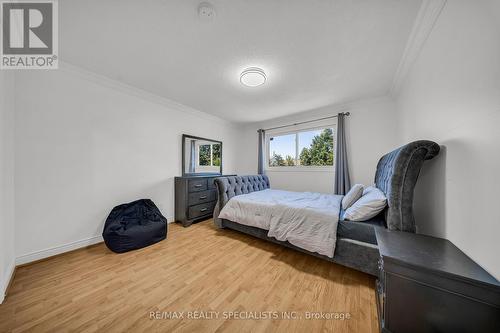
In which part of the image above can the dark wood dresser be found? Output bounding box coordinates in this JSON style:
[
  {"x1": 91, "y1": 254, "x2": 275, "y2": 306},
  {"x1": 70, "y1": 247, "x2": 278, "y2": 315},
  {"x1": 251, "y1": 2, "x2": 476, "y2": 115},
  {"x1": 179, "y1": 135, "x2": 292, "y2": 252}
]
[
  {"x1": 375, "y1": 228, "x2": 500, "y2": 333},
  {"x1": 174, "y1": 175, "x2": 235, "y2": 227}
]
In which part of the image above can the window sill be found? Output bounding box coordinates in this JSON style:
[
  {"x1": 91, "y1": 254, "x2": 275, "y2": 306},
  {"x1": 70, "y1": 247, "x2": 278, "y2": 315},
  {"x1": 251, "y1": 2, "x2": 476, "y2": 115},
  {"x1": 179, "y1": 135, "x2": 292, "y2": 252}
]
[{"x1": 265, "y1": 167, "x2": 335, "y2": 173}]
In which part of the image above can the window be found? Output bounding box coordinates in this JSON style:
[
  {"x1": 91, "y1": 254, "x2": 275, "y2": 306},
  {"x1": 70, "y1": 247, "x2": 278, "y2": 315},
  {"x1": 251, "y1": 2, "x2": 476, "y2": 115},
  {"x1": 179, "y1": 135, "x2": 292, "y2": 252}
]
[
  {"x1": 198, "y1": 143, "x2": 221, "y2": 167},
  {"x1": 269, "y1": 133, "x2": 296, "y2": 166},
  {"x1": 267, "y1": 126, "x2": 335, "y2": 169}
]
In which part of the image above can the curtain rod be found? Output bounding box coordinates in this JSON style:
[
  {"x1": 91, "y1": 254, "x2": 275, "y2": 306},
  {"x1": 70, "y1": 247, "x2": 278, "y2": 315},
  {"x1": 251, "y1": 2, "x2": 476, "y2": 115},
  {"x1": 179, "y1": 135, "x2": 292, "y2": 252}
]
[{"x1": 259, "y1": 112, "x2": 350, "y2": 132}]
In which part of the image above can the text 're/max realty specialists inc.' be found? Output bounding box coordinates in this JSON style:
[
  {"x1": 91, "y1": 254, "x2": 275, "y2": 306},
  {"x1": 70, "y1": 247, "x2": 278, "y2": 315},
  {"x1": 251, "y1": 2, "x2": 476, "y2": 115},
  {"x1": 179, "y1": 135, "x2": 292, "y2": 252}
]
[{"x1": 149, "y1": 311, "x2": 352, "y2": 321}]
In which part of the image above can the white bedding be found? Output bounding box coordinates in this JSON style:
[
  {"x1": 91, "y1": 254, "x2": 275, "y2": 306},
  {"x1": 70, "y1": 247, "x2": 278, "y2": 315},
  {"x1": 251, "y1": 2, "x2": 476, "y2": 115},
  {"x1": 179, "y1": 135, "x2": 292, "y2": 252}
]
[{"x1": 218, "y1": 189, "x2": 343, "y2": 258}]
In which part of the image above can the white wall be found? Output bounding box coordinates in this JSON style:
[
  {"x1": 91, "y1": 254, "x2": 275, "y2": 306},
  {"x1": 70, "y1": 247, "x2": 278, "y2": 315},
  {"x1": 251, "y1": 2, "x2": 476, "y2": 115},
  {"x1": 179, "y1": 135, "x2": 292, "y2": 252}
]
[
  {"x1": 13, "y1": 63, "x2": 240, "y2": 264},
  {"x1": 0, "y1": 71, "x2": 16, "y2": 303},
  {"x1": 396, "y1": 0, "x2": 500, "y2": 278},
  {"x1": 237, "y1": 97, "x2": 400, "y2": 193}
]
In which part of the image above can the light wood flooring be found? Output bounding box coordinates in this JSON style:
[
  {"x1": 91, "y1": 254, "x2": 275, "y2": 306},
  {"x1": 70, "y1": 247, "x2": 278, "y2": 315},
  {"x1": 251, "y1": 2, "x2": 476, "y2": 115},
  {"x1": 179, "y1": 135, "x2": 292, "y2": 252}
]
[{"x1": 0, "y1": 220, "x2": 378, "y2": 333}]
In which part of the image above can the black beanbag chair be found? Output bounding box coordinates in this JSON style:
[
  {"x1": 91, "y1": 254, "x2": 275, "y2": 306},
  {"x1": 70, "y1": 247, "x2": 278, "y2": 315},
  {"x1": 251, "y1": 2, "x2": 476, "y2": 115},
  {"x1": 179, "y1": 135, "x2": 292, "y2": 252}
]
[{"x1": 102, "y1": 199, "x2": 167, "y2": 253}]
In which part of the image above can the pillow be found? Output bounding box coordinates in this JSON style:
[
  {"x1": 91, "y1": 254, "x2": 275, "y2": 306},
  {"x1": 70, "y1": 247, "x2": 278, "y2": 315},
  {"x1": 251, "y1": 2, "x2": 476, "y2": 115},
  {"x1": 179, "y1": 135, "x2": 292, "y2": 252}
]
[
  {"x1": 363, "y1": 185, "x2": 377, "y2": 195},
  {"x1": 344, "y1": 187, "x2": 387, "y2": 222},
  {"x1": 341, "y1": 184, "x2": 364, "y2": 210}
]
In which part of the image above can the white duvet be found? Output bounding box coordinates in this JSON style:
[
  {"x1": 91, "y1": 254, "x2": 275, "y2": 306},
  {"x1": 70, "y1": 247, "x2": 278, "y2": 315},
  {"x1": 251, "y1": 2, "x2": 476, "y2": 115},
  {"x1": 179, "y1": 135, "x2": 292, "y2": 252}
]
[{"x1": 218, "y1": 189, "x2": 343, "y2": 258}]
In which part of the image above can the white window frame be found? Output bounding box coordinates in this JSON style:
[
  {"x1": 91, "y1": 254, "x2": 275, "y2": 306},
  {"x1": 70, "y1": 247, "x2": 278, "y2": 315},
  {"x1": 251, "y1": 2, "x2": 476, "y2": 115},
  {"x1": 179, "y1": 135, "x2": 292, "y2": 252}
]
[
  {"x1": 265, "y1": 120, "x2": 337, "y2": 172},
  {"x1": 196, "y1": 143, "x2": 220, "y2": 172}
]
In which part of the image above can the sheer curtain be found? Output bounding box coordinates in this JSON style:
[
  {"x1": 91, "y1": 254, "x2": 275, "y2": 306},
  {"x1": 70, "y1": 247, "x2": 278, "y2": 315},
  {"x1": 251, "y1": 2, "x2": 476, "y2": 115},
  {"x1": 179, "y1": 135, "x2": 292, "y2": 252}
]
[{"x1": 334, "y1": 113, "x2": 351, "y2": 194}]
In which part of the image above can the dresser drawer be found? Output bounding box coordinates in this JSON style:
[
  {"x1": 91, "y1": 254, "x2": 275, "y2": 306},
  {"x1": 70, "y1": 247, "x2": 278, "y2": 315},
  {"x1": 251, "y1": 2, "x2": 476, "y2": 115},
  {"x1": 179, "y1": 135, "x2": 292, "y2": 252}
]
[
  {"x1": 207, "y1": 177, "x2": 218, "y2": 190},
  {"x1": 188, "y1": 179, "x2": 207, "y2": 192},
  {"x1": 188, "y1": 201, "x2": 216, "y2": 219},
  {"x1": 188, "y1": 190, "x2": 216, "y2": 206}
]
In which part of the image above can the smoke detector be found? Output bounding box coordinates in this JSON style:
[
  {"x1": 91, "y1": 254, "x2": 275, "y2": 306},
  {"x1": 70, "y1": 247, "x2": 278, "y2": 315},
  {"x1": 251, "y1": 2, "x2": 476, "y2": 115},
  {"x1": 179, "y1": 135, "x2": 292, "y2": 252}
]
[{"x1": 198, "y1": 2, "x2": 216, "y2": 20}]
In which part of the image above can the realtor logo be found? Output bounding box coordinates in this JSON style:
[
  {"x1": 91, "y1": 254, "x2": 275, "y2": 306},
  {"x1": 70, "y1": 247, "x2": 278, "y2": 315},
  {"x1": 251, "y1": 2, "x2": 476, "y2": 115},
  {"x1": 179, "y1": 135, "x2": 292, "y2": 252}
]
[{"x1": 1, "y1": 0, "x2": 58, "y2": 69}]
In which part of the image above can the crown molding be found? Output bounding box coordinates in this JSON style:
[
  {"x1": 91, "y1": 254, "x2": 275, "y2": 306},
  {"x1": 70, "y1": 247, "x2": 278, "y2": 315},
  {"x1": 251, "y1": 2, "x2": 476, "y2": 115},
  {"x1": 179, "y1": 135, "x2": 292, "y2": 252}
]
[
  {"x1": 390, "y1": 0, "x2": 447, "y2": 96},
  {"x1": 58, "y1": 61, "x2": 235, "y2": 127}
]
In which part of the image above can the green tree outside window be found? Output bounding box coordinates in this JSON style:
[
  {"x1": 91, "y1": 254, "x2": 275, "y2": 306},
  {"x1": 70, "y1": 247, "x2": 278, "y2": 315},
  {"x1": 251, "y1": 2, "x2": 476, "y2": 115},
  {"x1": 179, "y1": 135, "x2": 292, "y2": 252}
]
[{"x1": 269, "y1": 128, "x2": 334, "y2": 167}]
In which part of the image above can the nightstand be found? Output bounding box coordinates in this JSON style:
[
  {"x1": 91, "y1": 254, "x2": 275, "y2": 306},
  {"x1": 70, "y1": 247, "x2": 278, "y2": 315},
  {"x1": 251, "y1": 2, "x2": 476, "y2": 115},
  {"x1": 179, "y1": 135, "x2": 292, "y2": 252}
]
[{"x1": 375, "y1": 228, "x2": 500, "y2": 333}]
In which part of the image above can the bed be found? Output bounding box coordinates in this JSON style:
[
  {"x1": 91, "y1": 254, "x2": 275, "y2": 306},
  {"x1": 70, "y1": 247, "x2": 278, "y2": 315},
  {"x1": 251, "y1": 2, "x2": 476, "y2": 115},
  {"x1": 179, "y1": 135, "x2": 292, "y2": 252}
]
[{"x1": 213, "y1": 140, "x2": 440, "y2": 276}]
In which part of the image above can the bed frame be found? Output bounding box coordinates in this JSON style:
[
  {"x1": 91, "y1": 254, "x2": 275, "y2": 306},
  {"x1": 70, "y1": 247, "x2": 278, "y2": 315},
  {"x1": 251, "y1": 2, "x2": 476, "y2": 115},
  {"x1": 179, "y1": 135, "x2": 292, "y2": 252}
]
[{"x1": 214, "y1": 140, "x2": 440, "y2": 276}]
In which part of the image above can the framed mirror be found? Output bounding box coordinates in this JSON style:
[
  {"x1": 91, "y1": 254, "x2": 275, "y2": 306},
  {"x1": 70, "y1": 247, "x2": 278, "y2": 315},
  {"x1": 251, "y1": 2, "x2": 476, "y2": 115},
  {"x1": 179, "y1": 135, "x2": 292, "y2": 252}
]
[{"x1": 182, "y1": 134, "x2": 223, "y2": 176}]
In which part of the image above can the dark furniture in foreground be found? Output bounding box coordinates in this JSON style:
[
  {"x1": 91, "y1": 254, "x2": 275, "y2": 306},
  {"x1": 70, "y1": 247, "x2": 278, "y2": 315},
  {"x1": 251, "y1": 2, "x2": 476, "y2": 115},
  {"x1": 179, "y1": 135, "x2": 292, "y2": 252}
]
[
  {"x1": 102, "y1": 199, "x2": 167, "y2": 253},
  {"x1": 175, "y1": 175, "x2": 235, "y2": 227},
  {"x1": 376, "y1": 228, "x2": 500, "y2": 333},
  {"x1": 214, "y1": 141, "x2": 440, "y2": 276}
]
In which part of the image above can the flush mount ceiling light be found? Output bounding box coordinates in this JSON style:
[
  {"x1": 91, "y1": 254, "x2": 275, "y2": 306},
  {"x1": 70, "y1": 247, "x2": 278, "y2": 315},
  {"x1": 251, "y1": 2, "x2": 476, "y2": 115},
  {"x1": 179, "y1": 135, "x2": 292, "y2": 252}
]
[{"x1": 240, "y1": 67, "x2": 266, "y2": 87}]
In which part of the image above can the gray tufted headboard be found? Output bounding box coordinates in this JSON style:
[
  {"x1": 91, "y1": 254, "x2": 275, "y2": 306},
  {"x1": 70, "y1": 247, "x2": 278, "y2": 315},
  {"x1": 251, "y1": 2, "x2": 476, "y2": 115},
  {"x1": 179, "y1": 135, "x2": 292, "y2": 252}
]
[
  {"x1": 214, "y1": 140, "x2": 439, "y2": 233},
  {"x1": 215, "y1": 175, "x2": 270, "y2": 208},
  {"x1": 213, "y1": 175, "x2": 270, "y2": 227},
  {"x1": 375, "y1": 140, "x2": 440, "y2": 232}
]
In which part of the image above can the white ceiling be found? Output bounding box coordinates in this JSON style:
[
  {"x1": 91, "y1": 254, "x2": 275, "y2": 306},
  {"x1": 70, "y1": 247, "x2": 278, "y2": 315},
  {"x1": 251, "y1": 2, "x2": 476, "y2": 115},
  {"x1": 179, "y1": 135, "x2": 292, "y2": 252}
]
[{"x1": 60, "y1": 0, "x2": 422, "y2": 123}]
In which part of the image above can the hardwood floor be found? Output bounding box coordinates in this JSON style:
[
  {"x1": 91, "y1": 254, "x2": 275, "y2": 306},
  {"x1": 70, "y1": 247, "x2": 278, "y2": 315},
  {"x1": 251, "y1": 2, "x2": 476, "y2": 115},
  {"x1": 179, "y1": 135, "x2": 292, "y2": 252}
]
[{"x1": 0, "y1": 220, "x2": 379, "y2": 333}]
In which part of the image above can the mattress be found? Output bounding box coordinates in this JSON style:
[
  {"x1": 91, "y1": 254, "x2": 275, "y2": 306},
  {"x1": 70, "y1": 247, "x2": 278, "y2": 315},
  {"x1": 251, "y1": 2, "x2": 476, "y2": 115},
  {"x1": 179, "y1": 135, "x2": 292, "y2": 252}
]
[
  {"x1": 218, "y1": 189, "x2": 342, "y2": 230},
  {"x1": 218, "y1": 189, "x2": 343, "y2": 258},
  {"x1": 337, "y1": 214, "x2": 385, "y2": 245}
]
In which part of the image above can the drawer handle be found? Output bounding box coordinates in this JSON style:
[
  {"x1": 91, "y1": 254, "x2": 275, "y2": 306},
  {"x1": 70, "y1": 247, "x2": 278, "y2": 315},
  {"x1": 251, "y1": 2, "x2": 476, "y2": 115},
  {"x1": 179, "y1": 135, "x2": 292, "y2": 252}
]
[
  {"x1": 199, "y1": 196, "x2": 208, "y2": 200},
  {"x1": 200, "y1": 208, "x2": 208, "y2": 212},
  {"x1": 195, "y1": 184, "x2": 203, "y2": 187}
]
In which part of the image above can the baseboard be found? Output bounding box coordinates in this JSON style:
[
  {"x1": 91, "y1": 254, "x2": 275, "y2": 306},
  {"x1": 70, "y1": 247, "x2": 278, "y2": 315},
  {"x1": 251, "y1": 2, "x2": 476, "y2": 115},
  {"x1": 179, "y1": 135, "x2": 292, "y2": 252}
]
[
  {"x1": 2, "y1": 218, "x2": 176, "y2": 303},
  {"x1": 1, "y1": 260, "x2": 16, "y2": 304},
  {"x1": 16, "y1": 235, "x2": 104, "y2": 266},
  {"x1": 15, "y1": 217, "x2": 175, "y2": 266}
]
